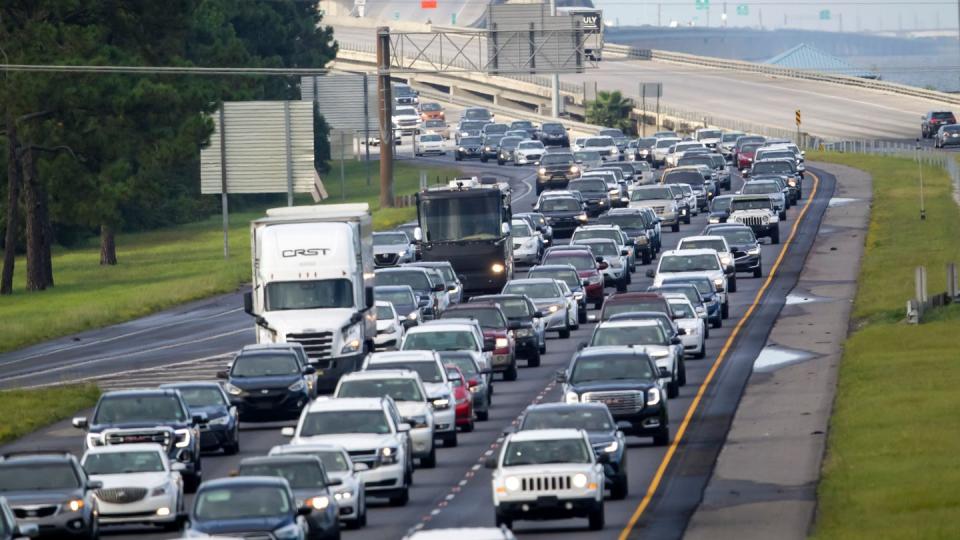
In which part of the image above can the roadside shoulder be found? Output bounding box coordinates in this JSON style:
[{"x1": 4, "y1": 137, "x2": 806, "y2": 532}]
[{"x1": 683, "y1": 163, "x2": 871, "y2": 540}]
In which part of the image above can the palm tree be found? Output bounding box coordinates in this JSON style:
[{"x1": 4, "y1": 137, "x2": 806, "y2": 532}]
[{"x1": 586, "y1": 90, "x2": 634, "y2": 133}]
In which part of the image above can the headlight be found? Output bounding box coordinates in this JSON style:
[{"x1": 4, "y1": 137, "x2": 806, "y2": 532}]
[
  {"x1": 432, "y1": 397, "x2": 451, "y2": 410},
  {"x1": 572, "y1": 473, "x2": 589, "y2": 488},
  {"x1": 491, "y1": 263, "x2": 505, "y2": 274},
  {"x1": 308, "y1": 496, "x2": 331, "y2": 510},
  {"x1": 406, "y1": 415, "x2": 429, "y2": 428},
  {"x1": 224, "y1": 383, "x2": 243, "y2": 396},
  {"x1": 65, "y1": 499, "x2": 84, "y2": 513},
  {"x1": 333, "y1": 489, "x2": 353, "y2": 501},
  {"x1": 274, "y1": 523, "x2": 302, "y2": 540},
  {"x1": 708, "y1": 216, "x2": 720, "y2": 224},
  {"x1": 680, "y1": 208, "x2": 687, "y2": 215},
  {"x1": 720, "y1": 254, "x2": 732, "y2": 266},
  {"x1": 573, "y1": 291, "x2": 584, "y2": 299},
  {"x1": 747, "y1": 246, "x2": 761, "y2": 255},
  {"x1": 458, "y1": 146, "x2": 465, "y2": 151},
  {"x1": 150, "y1": 485, "x2": 168, "y2": 497},
  {"x1": 505, "y1": 476, "x2": 521, "y2": 491},
  {"x1": 603, "y1": 440, "x2": 619, "y2": 453},
  {"x1": 713, "y1": 277, "x2": 725, "y2": 289},
  {"x1": 515, "y1": 328, "x2": 532, "y2": 337},
  {"x1": 174, "y1": 428, "x2": 192, "y2": 448},
  {"x1": 495, "y1": 337, "x2": 509, "y2": 349},
  {"x1": 341, "y1": 323, "x2": 363, "y2": 354},
  {"x1": 406, "y1": 311, "x2": 419, "y2": 321},
  {"x1": 570, "y1": 165, "x2": 580, "y2": 173},
  {"x1": 565, "y1": 391, "x2": 580, "y2": 403},
  {"x1": 636, "y1": 236, "x2": 648, "y2": 245},
  {"x1": 577, "y1": 213, "x2": 588, "y2": 221},
  {"x1": 548, "y1": 304, "x2": 560, "y2": 313},
  {"x1": 380, "y1": 446, "x2": 399, "y2": 464},
  {"x1": 208, "y1": 414, "x2": 230, "y2": 426},
  {"x1": 485, "y1": 146, "x2": 492, "y2": 151},
  {"x1": 86, "y1": 433, "x2": 103, "y2": 448},
  {"x1": 289, "y1": 380, "x2": 305, "y2": 392},
  {"x1": 649, "y1": 350, "x2": 669, "y2": 359},
  {"x1": 647, "y1": 387, "x2": 662, "y2": 405},
  {"x1": 598, "y1": 199, "x2": 606, "y2": 205},
  {"x1": 538, "y1": 167, "x2": 547, "y2": 175}
]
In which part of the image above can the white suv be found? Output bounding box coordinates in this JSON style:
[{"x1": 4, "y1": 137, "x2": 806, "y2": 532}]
[
  {"x1": 363, "y1": 349, "x2": 459, "y2": 448},
  {"x1": 486, "y1": 429, "x2": 606, "y2": 531},
  {"x1": 335, "y1": 369, "x2": 437, "y2": 468},
  {"x1": 581, "y1": 136, "x2": 620, "y2": 162},
  {"x1": 281, "y1": 397, "x2": 414, "y2": 506},
  {"x1": 648, "y1": 249, "x2": 728, "y2": 300}
]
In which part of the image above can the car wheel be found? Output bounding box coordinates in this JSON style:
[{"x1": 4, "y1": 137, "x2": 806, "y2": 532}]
[
  {"x1": 223, "y1": 439, "x2": 239, "y2": 455},
  {"x1": 455, "y1": 155, "x2": 462, "y2": 161},
  {"x1": 611, "y1": 474, "x2": 629, "y2": 500},
  {"x1": 616, "y1": 277, "x2": 628, "y2": 293},
  {"x1": 652, "y1": 427, "x2": 670, "y2": 446},
  {"x1": 505, "y1": 360, "x2": 520, "y2": 380},
  {"x1": 481, "y1": 156, "x2": 488, "y2": 163},
  {"x1": 641, "y1": 251, "x2": 651, "y2": 265},
  {"x1": 683, "y1": 214, "x2": 691, "y2": 225},
  {"x1": 678, "y1": 359, "x2": 687, "y2": 386},
  {"x1": 462, "y1": 418, "x2": 475, "y2": 432},
  {"x1": 497, "y1": 158, "x2": 504, "y2": 165},
  {"x1": 779, "y1": 210, "x2": 787, "y2": 221},
  {"x1": 420, "y1": 443, "x2": 437, "y2": 468},
  {"x1": 594, "y1": 300, "x2": 604, "y2": 310},
  {"x1": 183, "y1": 472, "x2": 201, "y2": 494},
  {"x1": 559, "y1": 322, "x2": 571, "y2": 339},
  {"x1": 728, "y1": 275, "x2": 737, "y2": 293},
  {"x1": 753, "y1": 265, "x2": 763, "y2": 278},
  {"x1": 389, "y1": 487, "x2": 410, "y2": 507},
  {"x1": 443, "y1": 430, "x2": 459, "y2": 448},
  {"x1": 495, "y1": 512, "x2": 513, "y2": 529},
  {"x1": 770, "y1": 226, "x2": 781, "y2": 245},
  {"x1": 712, "y1": 315, "x2": 722, "y2": 329},
  {"x1": 695, "y1": 338, "x2": 707, "y2": 359},
  {"x1": 588, "y1": 504, "x2": 605, "y2": 530},
  {"x1": 578, "y1": 308, "x2": 587, "y2": 324},
  {"x1": 721, "y1": 301, "x2": 730, "y2": 319},
  {"x1": 671, "y1": 222, "x2": 680, "y2": 233},
  {"x1": 477, "y1": 408, "x2": 489, "y2": 421},
  {"x1": 667, "y1": 377, "x2": 679, "y2": 399}
]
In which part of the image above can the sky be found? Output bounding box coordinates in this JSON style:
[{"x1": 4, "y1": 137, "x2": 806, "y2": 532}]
[{"x1": 593, "y1": 0, "x2": 959, "y2": 32}]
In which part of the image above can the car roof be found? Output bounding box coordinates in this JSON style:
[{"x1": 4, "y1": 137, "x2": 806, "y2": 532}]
[
  {"x1": 406, "y1": 528, "x2": 515, "y2": 540},
  {"x1": 597, "y1": 319, "x2": 660, "y2": 328},
  {"x1": 368, "y1": 350, "x2": 438, "y2": 362},
  {"x1": 416, "y1": 320, "x2": 480, "y2": 332},
  {"x1": 375, "y1": 284, "x2": 415, "y2": 292},
  {"x1": 304, "y1": 397, "x2": 385, "y2": 413},
  {"x1": 376, "y1": 267, "x2": 430, "y2": 275},
  {"x1": 82, "y1": 443, "x2": 167, "y2": 455},
  {"x1": 100, "y1": 388, "x2": 181, "y2": 399},
  {"x1": 529, "y1": 264, "x2": 577, "y2": 272},
  {"x1": 0, "y1": 453, "x2": 76, "y2": 465},
  {"x1": 664, "y1": 248, "x2": 718, "y2": 257},
  {"x1": 159, "y1": 381, "x2": 223, "y2": 390},
  {"x1": 605, "y1": 292, "x2": 664, "y2": 301},
  {"x1": 574, "y1": 224, "x2": 619, "y2": 230},
  {"x1": 575, "y1": 346, "x2": 655, "y2": 360},
  {"x1": 270, "y1": 443, "x2": 348, "y2": 455},
  {"x1": 508, "y1": 428, "x2": 585, "y2": 442},
  {"x1": 506, "y1": 278, "x2": 558, "y2": 286},
  {"x1": 680, "y1": 235, "x2": 727, "y2": 243},
  {"x1": 340, "y1": 369, "x2": 420, "y2": 381},
  {"x1": 524, "y1": 402, "x2": 609, "y2": 413},
  {"x1": 239, "y1": 455, "x2": 323, "y2": 468},
  {"x1": 199, "y1": 476, "x2": 290, "y2": 490}
]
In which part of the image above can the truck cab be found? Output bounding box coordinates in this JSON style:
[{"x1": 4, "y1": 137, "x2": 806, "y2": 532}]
[{"x1": 243, "y1": 204, "x2": 375, "y2": 394}]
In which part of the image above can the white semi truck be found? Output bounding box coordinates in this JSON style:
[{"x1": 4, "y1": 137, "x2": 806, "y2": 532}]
[{"x1": 243, "y1": 204, "x2": 376, "y2": 393}]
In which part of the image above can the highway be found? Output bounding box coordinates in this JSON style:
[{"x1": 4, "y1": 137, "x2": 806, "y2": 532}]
[
  {"x1": 331, "y1": 23, "x2": 944, "y2": 141},
  {"x1": 0, "y1": 138, "x2": 836, "y2": 539}
]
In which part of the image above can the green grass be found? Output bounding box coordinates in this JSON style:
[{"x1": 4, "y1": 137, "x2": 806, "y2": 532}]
[
  {"x1": 0, "y1": 385, "x2": 100, "y2": 444},
  {"x1": 809, "y1": 152, "x2": 960, "y2": 539},
  {"x1": 0, "y1": 161, "x2": 459, "y2": 354}
]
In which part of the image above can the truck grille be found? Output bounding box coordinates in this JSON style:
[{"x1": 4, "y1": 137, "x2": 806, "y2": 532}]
[
  {"x1": 375, "y1": 253, "x2": 399, "y2": 266},
  {"x1": 104, "y1": 429, "x2": 173, "y2": 451},
  {"x1": 524, "y1": 153, "x2": 542, "y2": 161},
  {"x1": 347, "y1": 449, "x2": 379, "y2": 469},
  {"x1": 96, "y1": 487, "x2": 148, "y2": 504},
  {"x1": 652, "y1": 206, "x2": 666, "y2": 215},
  {"x1": 582, "y1": 391, "x2": 644, "y2": 414},
  {"x1": 13, "y1": 505, "x2": 58, "y2": 519},
  {"x1": 598, "y1": 150, "x2": 612, "y2": 156},
  {"x1": 520, "y1": 475, "x2": 573, "y2": 492},
  {"x1": 734, "y1": 215, "x2": 769, "y2": 227},
  {"x1": 286, "y1": 332, "x2": 333, "y2": 360}
]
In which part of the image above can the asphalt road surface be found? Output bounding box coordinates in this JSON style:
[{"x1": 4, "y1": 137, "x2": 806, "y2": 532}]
[{"x1": 1, "y1": 150, "x2": 835, "y2": 539}]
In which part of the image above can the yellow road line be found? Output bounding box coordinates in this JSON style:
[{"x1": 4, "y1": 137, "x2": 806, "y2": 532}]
[{"x1": 618, "y1": 171, "x2": 822, "y2": 539}]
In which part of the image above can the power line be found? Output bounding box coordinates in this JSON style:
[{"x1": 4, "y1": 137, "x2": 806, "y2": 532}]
[{"x1": 0, "y1": 64, "x2": 331, "y2": 76}]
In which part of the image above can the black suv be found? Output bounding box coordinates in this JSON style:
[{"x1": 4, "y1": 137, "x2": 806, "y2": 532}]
[
  {"x1": 557, "y1": 347, "x2": 670, "y2": 446},
  {"x1": 534, "y1": 195, "x2": 587, "y2": 238},
  {"x1": 596, "y1": 209, "x2": 656, "y2": 265},
  {"x1": 535, "y1": 152, "x2": 580, "y2": 194},
  {"x1": 921, "y1": 110, "x2": 956, "y2": 138},
  {"x1": 537, "y1": 122, "x2": 569, "y2": 147},
  {"x1": 567, "y1": 178, "x2": 612, "y2": 217},
  {"x1": 517, "y1": 403, "x2": 631, "y2": 500},
  {"x1": 703, "y1": 223, "x2": 763, "y2": 278},
  {"x1": 469, "y1": 294, "x2": 544, "y2": 364},
  {"x1": 455, "y1": 136, "x2": 483, "y2": 161},
  {"x1": 218, "y1": 348, "x2": 316, "y2": 422},
  {"x1": 73, "y1": 389, "x2": 205, "y2": 492},
  {"x1": 0, "y1": 453, "x2": 101, "y2": 538}
]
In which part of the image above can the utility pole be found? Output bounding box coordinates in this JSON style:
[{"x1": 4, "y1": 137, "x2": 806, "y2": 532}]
[
  {"x1": 916, "y1": 139, "x2": 926, "y2": 220},
  {"x1": 376, "y1": 27, "x2": 395, "y2": 208},
  {"x1": 550, "y1": 0, "x2": 560, "y2": 118},
  {"x1": 956, "y1": 0, "x2": 960, "y2": 90}
]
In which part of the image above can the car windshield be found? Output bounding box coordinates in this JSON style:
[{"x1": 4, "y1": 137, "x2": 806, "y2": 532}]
[
  {"x1": 753, "y1": 161, "x2": 794, "y2": 174},
  {"x1": 932, "y1": 112, "x2": 954, "y2": 120},
  {"x1": 590, "y1": 325, "x2": 667, "y2": 346},
  {"x1": 500, "y1": 137, "x2": 522, "y2": 149},
  {"x1": 460, "y1": 122, "x2": 486, "y2": 133},
  {"x1": 655, "y1": 139, "x2": 679, "y2": 148},
  {"x1": 541, "y1": 153, "x2": 572, "y2": 165},
  {"x1": 512, "y1": 222, "x2": 533, "y2": 237},
  {"x1": 742, "y1": 143, "x2": 761, "y2": 153},
  {"x1": 529, "y1": 269, "x2": 579, "y2": 288},
  {"x1": 376, "y1": 305, "x2": 395, "y2": 320},
  {"x1": 569, "y1": 179, "x2": 607, "y2": 193},
  {"x1": 571, "y1": 355, "x2": 656, "y2": 383},
  {"x1": 760, "y1": 151, "x2": 795, "y2": 161},
  {"x1": 669, "y1": 301, "x2": 695, "y2": 318},
  {"x1": 195, "y1": 486, "x2": 290, "y2": 520},
  {"x1": 175, "y1": 387, "x2": 227, "y2": 408},
  {"x1": 742, "y1": 182, "x2": 780, "y2": 195},
  {"x1": 603, "y1": 301, "x2": 666, "y2": 319},
  {"x1": 599, "y1": 129, "x2": 624, "y2": 138},
  {"x1": 678, "y1": 156, "x2": 714, "y2": 168},
  {"x1": 574, "y1": 151, "x2": 601, "y2": 162},
  {"x1": 376, "y1": 288, "x2": 415, "y2": 307},
  {"x1": 637, "y1": 138, "x2": 656, "y2": 148},
  {"x1": 737, "y1": 137, "x2": 764, "y2": 147},
  {"x1": 580, "y1": 241, "x2": 616, "y2": 257},
  {"x1": 395, "y1": 106, "x2": 417, "y2": 116},
  {"x1": 660, "y1": 254, "x2": 720, "y2": 272},
  {"x1": 404, "y1": 331, "x2": 477, "y2": 352},
  {"x1": 94, "y1": 395, "x2": 186, "y2": 424},
  {"x1": 479, "y1": 297, "x2": 532, "y2": 318},
  {"x1": 265, "y1": 279, "x2": 354, "y2": 311},
  {"x1": 585, "y1": 137, "x2": 615, "y2": 148},
  {"x1": 722, "y1": 133, "x2": 744, "y2": 143},
  {"x1": 232, "y1": 354, "x2": 301, "y2": 377},
  {"x1": 540, "y1": 198, "x2": 581, "y2": 212},
  {"x1": 485, "y1": 124, "x2": 508, "y2": 133},
  {"x1": 698, "y1": 130, "x2": 722, "y2": 139},
  {"x1": 239, "y1": 462, "x2": 327, "y2": 490},
  {"x1": 420, "y1": 192, "x2": 502, "y2": 242},
  {"x1": 425, "y1": 120, "x2": 445, "y2": 128},
  {"x1": 367, "y1": 360, "x2": 444, "y2": 383},
  {"x1": 711, "y1": 198, "x2": 733, "y2": 212},
  {"x1": 421, "y1": 103, "x2": 441, "y2": 111},
  {"x1": 573, "y1": 229, "x2": 620, "y2": 244},
  {"x1": 511, "y1": 121, "x2": 533, "y2": 129},
  {"x1": 461, "y1": 137, "x2": 482, "y2": 146},
  {"x1": 632, "y1": 187, "x2": 673, "y2": 200},
  {"x1": 376, "y1": 271, "x2": 430, "y2": 291},
  {"x1": 465, "y1": 109, "x2": 492, "y2": 120},
  {"x1": 83, "y1": 451, "x2": 165, "y2": 475},
  {"x1": 544, "y1": 253, "x2": 594, "y2": 271},
  {"x1": 374, "y1": 233, "x2": 409, "y2": 246},
  {"x1": 502, "y1": 439, "x2": 591, "y2": 466},
  {"x1": 663, "y1": 170, "x2": 704, "y2": 186},
  {"x1": 420, "y1": 134, "x2": 442, "y2": 142},
  {"x1": 0, "y1": 463, "x2": 80, "y2": 491},
  {"x1": 281, "y1": 450, "x2": 350, "y2": 473},
  {"x1": 541, "y1": 123, "x2": 564, "y2": 133},
  {"x1": 664, "y1": 277, "x2": 714, "y2": 295},
  {"x1": 522, "y1": 408, "x2": 613, "y2": 431},
  {"x1": 518, "y1": 141, "x2": 543, "y2": 150},
  {"x1": 443, "y1": 308, "x2": 505, "y2": 328},
  {"x1": 300, "y1": 410, "x2": 391, "y2": 436},
  {"x1": 337, "y1": 379, "x2": 424, "y2": 401},
  {"x1": 503, "y1": 282, "x2": 559, "y2": 299},
  {"x1": 731, "y1": 198, "x2": 773, "y2": 211},
  {"x1": 598, "y1": 214, "x2": 644, "y2": 229},
  {"x1": 715, "y1": 229, "x2": 757, "y2": 244},
  {"x1": 680, "y1": 239, "x2": 726, "y2": 252},
  {"x1": 443, "y1": 356, "x2": 479, "y2": 377}
]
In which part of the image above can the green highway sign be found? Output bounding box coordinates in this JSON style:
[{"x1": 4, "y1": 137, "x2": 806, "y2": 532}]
[
  {"x1": 819, "y1": 9, "x2": 831, "y2": 21},
  {"x1": 695, "y1": 0, "x2": 710, "y2": 10},
  {"x1": 736, "y1": 4, "x2": 748, "y2": 16}
]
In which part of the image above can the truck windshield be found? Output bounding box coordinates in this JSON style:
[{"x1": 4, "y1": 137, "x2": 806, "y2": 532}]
[
  {"x1": 266, "y1": 279, "x2": 353, "y2": 311},
  {"x1": 503, "y1": 439, "x2": 591, "y2": 466},
  {"x1": 94, "y1": 395, "x2": 186, "y2": 424},
  {"x1": 731, "y1": 199, "x2": 774, "y2": 211},
  {"x1": 420, "y1": 194, "x2": 502, "y2": 242}
]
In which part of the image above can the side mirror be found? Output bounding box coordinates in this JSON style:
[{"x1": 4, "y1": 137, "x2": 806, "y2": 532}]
[
  {"x1": 303, "y1": 365, "x2": 317, "y2": 375},
  {"x1": 659, "y1": 366, "x2": 670, "y2": 378},
  {"x1": 192, "y1": 413, "x2": 209, "y2": 426},
  {"x1": 281, "y1": 426, "x2": 296, "y2": 438},
  {"x1": 677, "y1": 328, "x2": 687, "y2": 335},
  {"x1": 597, "y1": 453, "x2": 611, "y2": 464},
  {"x1": 615, "y1": 420, "x2": 633, "y2": 431},
  {"x1": 484, "y1": 456, "x2": 499, "y2": 469},
  {"x1": 433, "y1": 283, "x2": 445, "y2": 292},
  {"x1": 447, "y1": 284, "x2": 457, "y2": 291},
  {"x1": 457, "y1": 274, "x2": 466, "y2": 283},
  {"x1": 86, "y1": 479, "x2": 103, "y2": 490},
  {"x1": 598, "y1": 262, "x2": 609, "y2": 270},
  {"x1": 501, "y1": 222, "x2": 511, "y2": 235},
  {"x1": 326, "y1": 477, "x2": 343, "y2": 487},
  {"x1": 72, "y1": 417, "x2": 89, "y2": 430},
  {"x1": 533, "y1": 311, "x2": 544, "y2": 318},
  {"x1": 581, "y1": 279, "x2": 589, "y2": 286},
  {"x1": 645, "y1": 269, "x2": 656, "y2": 278},
  {"x1": 365, "y1": 287, "x2": 375, "y2": 309},
  {"x1": 397, "y1": 422, "x2": 412, "y2": 433},
  {"x1": 353, "y1": 462, "x2": 370, "y2": 472},
  {"x1": 507, "y1": 320, "x2": 522, "y2": 330},
  {"x1": 555, "y1": 370, "x2": 567, "y2": 383},
  {"x1": 671, "y1": 336, "x2": 682, "y2": 345},
  {"x1": 216, "y1": 370, "x2": 229, "y2": 380},
  {"x1": 414, "y1": 226, "x2": 423, "y2": 242},
  {"x1": 620, "y1": 249, "x2": 629, "y2": 256},
  {"x1": 13, "y1": 523, "x2": 39, "y2": 539},
  {"x1": 243, "y1": 291, "x2": 254, "y2": 315},
  {"x1": 482, "y1": 337, "x2": 496, "y2": 352},
  {"x1": 595, "y1": 256, "x2": 604, "y2": 263},
  {"x1": 171, "y1": 462, "x2": 187, "y2": 473},
  {"x1": 297, "y1": 506, "x2": 313, "y2": 516},
  {"x1": 577, "y1": 342, "x2": 587, "y2": 350},
  {"x1": 534, "y1": 161, "x2": 540, "y2": 166}
]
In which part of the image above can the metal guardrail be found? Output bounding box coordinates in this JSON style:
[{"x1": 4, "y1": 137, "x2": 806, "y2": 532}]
[{"x1": 603, "y1": 43, "x2": 960, "y2": 106}]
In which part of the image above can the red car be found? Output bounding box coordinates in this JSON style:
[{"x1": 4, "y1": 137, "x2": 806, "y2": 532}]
[
  {"x1": 737, "y1": 143, "x2": 762, "y2": 173},
  {"x1": 542, "y1": 248, "x2": 606, "y2": 309},
  {"x1": 445, "y1": 365, "x2": 475, "y2": 432},
  {"x1": 440, "y1": 304, "x2": 518, "y2": 380}
]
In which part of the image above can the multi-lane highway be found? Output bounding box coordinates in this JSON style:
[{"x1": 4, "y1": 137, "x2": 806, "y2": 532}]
[{"x1": 0, "y1": 136, "x2": 836, "y2": 539}]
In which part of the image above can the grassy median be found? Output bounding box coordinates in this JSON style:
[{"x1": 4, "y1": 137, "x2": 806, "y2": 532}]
[
  {"x1": 809, "y1": 152, "x2": 960, "y2": 539},
  {"x1": 0, "y1": 384, "x2": 100, "y2": 445},
  {"x1": 0, "y1": 160, "x2": 459, "y2": 354}
]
